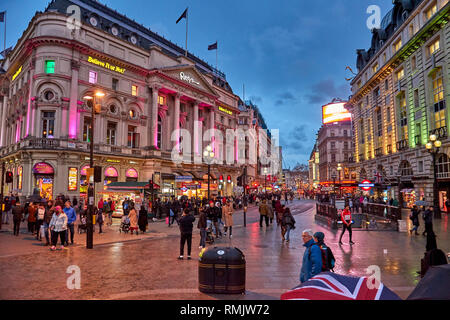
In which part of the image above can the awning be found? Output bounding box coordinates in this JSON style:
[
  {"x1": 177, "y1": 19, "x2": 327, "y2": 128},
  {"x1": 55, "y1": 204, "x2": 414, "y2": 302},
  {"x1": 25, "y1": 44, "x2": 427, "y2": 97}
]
[{"x1": 106, "y1": 181, "x2": 160, "y2": 191}]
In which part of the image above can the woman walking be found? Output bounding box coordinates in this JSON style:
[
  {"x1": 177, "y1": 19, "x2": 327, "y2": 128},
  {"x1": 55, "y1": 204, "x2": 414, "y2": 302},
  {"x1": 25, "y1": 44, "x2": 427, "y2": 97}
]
[
  {"x1": 27, "y1": 202, "x2": 37, "y2": 234},
  {"x1": 138, "y1": 205, "x2": 148, "y2": 233},
  {"x1": 128, "y1": 204, "x2": 139, "y2": 235},
  {"x1": 49, "y1": 206, "x2": 68, "y2": 251},
  {"x1": 222, "y1": 200, "x2": 234, "y2": 238},
  {"x1": 281, "y1": 207, "x2": 296, "y2": 242}
]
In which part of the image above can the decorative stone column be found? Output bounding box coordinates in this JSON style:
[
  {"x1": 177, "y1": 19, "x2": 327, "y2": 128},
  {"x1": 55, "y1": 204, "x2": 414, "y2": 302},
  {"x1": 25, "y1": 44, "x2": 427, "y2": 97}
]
[
  {"x1": 173, "y1": 93, "x2": 181, "y2": 150},
  {"x1": 193, "y1": 101, "x2": 199, "y2": 155},
  {"x1": 150, "y1": 85, "x2": 160, "y2": 149},
  {"x1": 68, "y1": 59, "x2": 80, "y2": 139},
  {"x1": 210, "y1": 107, "x2": 215, "y2": 153}
]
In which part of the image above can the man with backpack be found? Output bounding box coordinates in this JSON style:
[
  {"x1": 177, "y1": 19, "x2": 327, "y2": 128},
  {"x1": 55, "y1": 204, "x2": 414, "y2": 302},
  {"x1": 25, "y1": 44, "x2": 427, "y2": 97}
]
[
  {"x1": 300, "y1": 229, "x2": 322, "y2": 283},
  {"x1": 313, "y1": 232, "x2": 336, "y2": 272}
]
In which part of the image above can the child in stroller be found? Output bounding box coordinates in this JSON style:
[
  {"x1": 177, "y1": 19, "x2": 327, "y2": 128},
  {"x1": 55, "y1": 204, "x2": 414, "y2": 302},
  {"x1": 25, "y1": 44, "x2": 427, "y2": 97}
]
[
  {"x1": 78, "y1": 214, "x2": 88, "y2": 234},
  {"x1": 119, "y1": 215, "x2": 130, "y2": 233}
]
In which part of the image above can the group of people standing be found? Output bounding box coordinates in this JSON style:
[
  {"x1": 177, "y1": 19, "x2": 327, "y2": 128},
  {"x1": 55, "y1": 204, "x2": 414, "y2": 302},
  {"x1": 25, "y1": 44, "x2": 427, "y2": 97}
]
[{"x1": 258, "y1": 196, "x2": 297, "y2": 242}]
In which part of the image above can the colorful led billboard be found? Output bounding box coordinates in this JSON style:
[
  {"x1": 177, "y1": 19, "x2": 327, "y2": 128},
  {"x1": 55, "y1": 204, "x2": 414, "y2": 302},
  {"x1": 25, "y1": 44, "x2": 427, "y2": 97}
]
[{"x1": 322, "y1": 102, "x2": 351, "y2": 124}]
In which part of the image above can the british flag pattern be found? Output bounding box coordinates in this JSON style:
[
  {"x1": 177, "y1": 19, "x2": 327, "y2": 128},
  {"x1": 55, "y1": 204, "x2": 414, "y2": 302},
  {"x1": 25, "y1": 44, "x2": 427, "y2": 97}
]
[{"x1": 281, "y1": 272, "x2": 401, "y2": 300}]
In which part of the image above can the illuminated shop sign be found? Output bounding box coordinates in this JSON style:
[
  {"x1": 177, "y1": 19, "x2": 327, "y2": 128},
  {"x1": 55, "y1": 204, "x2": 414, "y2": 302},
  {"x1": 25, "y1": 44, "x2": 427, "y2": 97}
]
[
  {"x1": 322, "y1": 102, "x2": 351, "y2": 124},
  {"x1": 18, "y1": 166, "x2": 23, "y2": 190},
  {"x1": 179, "y1": 72, "x2": 200, "y2": 86},
  {"x1": 32, "y1": 162, "x2": 54, "y2": 175},
  {"x1": 126, "y1": 168, "x2": 138, "y2": 178},
  {"x1": 12, "y1": 66, "x2": 23, "y2": 81},
  {"x1": 68, "y1": 167, "x2": 78, "y2": 191},
  {"x1": 80, "y1": 165, "x2": 89, "y2": 176},
  {"x1": 104, "y1": 166, "x2": 118, "y2": 177},
  {"x1": 87, "y1": 56, "x2": 126, "y2": 74},
  {"x1": 219, "y1": 106, "x2": 233, "y2": 115}
]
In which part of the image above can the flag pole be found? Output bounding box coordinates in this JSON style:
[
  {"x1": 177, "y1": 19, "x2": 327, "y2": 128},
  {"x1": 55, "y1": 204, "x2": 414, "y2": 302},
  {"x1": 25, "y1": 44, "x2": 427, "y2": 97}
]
[
  {"x1": 216, "y1": 40, "x2": 218, "y2": 73},
  {"x1": 185, "y1": 8, "x2": 188, "y2": 57},
  {"x1": 3, "y1": 11, "x2": 6, "y2": 53}
]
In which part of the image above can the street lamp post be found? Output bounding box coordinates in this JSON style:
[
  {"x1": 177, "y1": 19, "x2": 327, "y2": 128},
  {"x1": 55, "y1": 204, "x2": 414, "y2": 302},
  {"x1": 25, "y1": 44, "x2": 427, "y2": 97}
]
[
  {"x1": 83, "y1": 91, "x2": 104, "y2": 249},
  {"x1": 203, "y1": 145, "x2": 214, "y2": 203},
  {"x1": 426, "y1": 134, "x2": 442, "y2": 219},
  {"x1": 331, "y1": 172, "x2": 337, "y2": 206},
  {"x1": 337, "y1": 164, "x2": 342, "y2": 198}
]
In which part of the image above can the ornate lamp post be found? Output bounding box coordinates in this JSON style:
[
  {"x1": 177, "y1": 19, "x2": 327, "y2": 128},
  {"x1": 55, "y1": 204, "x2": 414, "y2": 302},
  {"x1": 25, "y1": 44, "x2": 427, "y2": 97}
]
[
  {"x1": 203, "y1": 144, "x2": 214, "y2": 203},
  {"x1": 426, "y1": 134, "x2": 442, "y2": 219},
  {"x1": 337, "y1": 163, "x2": 343, "y2": 198},
  {"x1": 82, "y1": 90, "x2": 104, "y2": 249}
]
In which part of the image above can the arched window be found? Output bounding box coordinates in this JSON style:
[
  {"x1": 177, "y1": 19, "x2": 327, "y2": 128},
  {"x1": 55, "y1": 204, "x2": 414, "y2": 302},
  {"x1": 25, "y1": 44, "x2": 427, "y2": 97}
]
[
  {"x1": 436, "y1": 154, "x2": 450, "y2": 179},
  {"x1": 157, "y1": 115, "x2": 162, "y2": 149}
]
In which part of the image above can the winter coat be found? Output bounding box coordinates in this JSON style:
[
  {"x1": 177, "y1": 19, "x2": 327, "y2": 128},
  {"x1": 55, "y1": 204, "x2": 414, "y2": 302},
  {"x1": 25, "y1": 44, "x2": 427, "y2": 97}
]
[
  {"x1": 27, "y1": 206, "x2": 37, "y2": 222},
  {"x1": 197, "y1": 211, "x2": 207, "y2": 229},
  {"x1": 63, "y1": 206, "x2": 77, "y2": 224},
  {"x1": 423, "y1": 209, "x2": 433, "y2": 224},
  {"x1": 300, "y1": 239, "x2": 323, "y2": 283},
  {"x1": 128, "y1": 208, "x2": 138, "y2": 228},
  {"x1": 12, "y1": 206, "x2": 24, "y2": 221},
  {"x1": 410, "y1": 209, "x2": 420, "y2": 226},
  {"x1": 281, "y1": 211, "x2": 296, "y2": 228},
  {"x1": 222, "y1": 205, "x2": 234, "y2": 227},
  {"x1": 138, "y1": 208, "x2": 148, "y2": 229},
  {"x1": 267, "y1": 205, "x2": 274, "y2": 219},
  {"x1": 179, "y1": 214, "x2": 195, "y2": 234},
  {"x1": 258, "y1": 203, "x2": 269, "y2": 216},
  {"x1": 49, "y1": 212, "x2": 68, "y2": 232}
]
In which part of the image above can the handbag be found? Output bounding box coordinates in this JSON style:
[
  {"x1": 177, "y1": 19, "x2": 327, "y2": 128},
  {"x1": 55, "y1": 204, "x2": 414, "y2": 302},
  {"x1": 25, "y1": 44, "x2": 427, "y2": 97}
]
[
  {"x1": 170, "y1": 209, "x2": 174, "y2": 217},
  {"x1": 165, "y1": 217, "x2": 169, "y2": 224},
  {"x1": 40, "y1": 225, "x2": 46, "y2": 239}
]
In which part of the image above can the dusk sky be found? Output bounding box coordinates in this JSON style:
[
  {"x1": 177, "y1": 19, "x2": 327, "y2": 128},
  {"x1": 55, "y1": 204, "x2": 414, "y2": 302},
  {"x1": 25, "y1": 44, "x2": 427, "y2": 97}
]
[{"x1": 2, "y1": 0, "x2": 393, "y2": 168}]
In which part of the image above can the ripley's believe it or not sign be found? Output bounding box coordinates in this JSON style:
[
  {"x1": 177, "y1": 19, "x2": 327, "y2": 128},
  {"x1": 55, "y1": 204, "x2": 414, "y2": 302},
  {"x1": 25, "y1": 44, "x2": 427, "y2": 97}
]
[
  {"x1": 179, "y1": 72, "x2": 200, "y2": 86},
  {"x1": 322, "y1": 102, "x2": 351, "y2": 124},
  {"x1": 87, "y1": 56, "x2": 126, "y2": 74}
]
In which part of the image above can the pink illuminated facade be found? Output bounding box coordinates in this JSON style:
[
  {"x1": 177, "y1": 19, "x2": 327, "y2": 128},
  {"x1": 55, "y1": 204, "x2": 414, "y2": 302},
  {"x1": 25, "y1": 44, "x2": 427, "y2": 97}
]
[{"x1": 0, "y1": 1, "x2": 247, "y2": 199}]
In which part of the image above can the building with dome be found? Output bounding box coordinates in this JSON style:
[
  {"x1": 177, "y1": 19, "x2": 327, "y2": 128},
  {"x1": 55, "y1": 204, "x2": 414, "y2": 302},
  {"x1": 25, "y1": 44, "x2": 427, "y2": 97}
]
[{"x1": 348, "y1": 0, "x2": 450, "y2": 211}]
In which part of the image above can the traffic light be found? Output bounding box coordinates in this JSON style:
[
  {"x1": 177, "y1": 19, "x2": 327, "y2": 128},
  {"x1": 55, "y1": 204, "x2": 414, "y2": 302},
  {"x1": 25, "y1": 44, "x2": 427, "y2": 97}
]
[
  {"x1": 227, "y1": 175, "x2": 231, "y2": 183},
  {"x1": 219, "y1": 175, "x2": 224, "y2": 183},
  {"x1": 5, "y1": 171, "x2": 13, "y2": 183},
  {"x1": 149, "y1": 179, "x2": 154, "y2": 192},
  {"x1": 237, "y1": 176, "x2": 242, "y2": 187}
]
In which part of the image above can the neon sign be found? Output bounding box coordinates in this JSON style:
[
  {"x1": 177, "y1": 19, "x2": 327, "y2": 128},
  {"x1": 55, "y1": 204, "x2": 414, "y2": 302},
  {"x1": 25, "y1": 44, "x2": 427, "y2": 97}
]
[
  {"x1": 104, "y1": 166, "x2": 118, "y2": 177},
  {"x1": 18, "y1": 166, "x2": 22, "y2": 190},
  {"x1": 179, "y1": 72, "x2": 200, "y2": 86},
  {"x1": 12, "y1": 66, "x2": 23, "y2": 81},
  {"x1": 87, "y1": 56, "x2": 126, "y2": 74},
  {"x1": 322, "y1": 102, "x2": 351, "y2": 124},
  {"x1": 68, "y1": 167, "x2": 78, "y2": 191},
  {"x1": 126, "y1": 168, "x2": 138, "y2": 178},
  {"x1": 219, "y1": 106, "x2": 233, "y2": 115}
]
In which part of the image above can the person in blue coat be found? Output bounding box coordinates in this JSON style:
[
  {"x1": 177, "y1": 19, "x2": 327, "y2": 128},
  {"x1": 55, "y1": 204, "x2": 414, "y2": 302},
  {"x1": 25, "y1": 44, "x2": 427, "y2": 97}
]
[
  {"x1": 63, "y1": 201, "x2": 77, "y2": 245},
  {"x1": 300, "y1": 229, "x2": 322, "y2": 283}
]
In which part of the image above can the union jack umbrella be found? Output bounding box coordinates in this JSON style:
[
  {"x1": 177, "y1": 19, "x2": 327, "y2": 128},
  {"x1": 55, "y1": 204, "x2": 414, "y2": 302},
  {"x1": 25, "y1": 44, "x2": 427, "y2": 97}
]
[{"x1": 281, "y1": 272, "x2": 401, "y2": 300}]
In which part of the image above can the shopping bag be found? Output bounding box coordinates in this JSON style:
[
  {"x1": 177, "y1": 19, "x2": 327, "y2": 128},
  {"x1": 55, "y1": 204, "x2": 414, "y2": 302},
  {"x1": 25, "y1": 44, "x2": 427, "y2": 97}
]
[
  {"x1": 40, "y1": 225, "x2": 46, "y2": 239},
  {"x1": 165, "y1": 217, "x2": 169, "y2": 224}
]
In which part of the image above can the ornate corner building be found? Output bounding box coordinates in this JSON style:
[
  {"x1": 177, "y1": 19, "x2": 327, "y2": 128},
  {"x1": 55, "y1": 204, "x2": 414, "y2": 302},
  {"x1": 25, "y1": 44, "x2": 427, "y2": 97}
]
[
  {"x1": 0, "y1": 0, "x2": 270, "y2": 200},
  {"x1": 348, "y1": 0, "x2": 450, "y2": 210}
]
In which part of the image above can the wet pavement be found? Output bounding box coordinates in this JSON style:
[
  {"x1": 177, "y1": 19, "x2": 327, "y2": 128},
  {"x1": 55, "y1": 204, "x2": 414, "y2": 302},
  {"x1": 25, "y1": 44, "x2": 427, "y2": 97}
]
[{"x1": 0, "y1": 199, "x2": 448, "y2": 300}]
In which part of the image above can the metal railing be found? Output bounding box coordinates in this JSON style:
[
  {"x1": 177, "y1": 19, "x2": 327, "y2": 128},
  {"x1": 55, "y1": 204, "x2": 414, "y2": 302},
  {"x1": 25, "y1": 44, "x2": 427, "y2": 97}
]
[
  {"x1": 364, "y1": 203, "x2": 402, "y2": 222},
  {"x1": 429, "y1": 126, "x2": 447, "y2": 139},
  {"x1": 396, "y1": 139, "x2": 408, "y2": 151},
  {"x1": 316, "y1": 203, "x2": 339, "y2": 221},
  {"x1": 28, "y1": 138, "x2": 60, "y2": 148}
]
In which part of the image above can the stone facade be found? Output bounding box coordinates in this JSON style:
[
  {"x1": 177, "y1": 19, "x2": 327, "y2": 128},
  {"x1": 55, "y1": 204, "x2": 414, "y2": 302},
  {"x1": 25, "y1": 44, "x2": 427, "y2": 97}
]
[{"x1": 349, "y1": 0, "x2": 450, "y2": 209}]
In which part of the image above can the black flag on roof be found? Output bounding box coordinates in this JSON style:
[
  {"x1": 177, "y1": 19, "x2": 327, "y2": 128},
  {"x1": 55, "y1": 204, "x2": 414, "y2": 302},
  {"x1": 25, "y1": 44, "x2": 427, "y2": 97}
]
[
  {"x1": 208, "y1": 42, "x2": 217, "y2": 50},
  {"x1": 176, "y1": 8, "x2": 188, "y2": 24}
]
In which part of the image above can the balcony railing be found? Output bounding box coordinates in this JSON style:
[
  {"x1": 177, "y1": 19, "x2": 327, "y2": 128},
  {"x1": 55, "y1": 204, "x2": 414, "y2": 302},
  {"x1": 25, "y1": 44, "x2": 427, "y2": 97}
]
[
  {"x1": 387, "y1": 145, "x2": 392, "y2": 154},
  {"x1": 429, "y1": 126, "x2": 447, "y2": 139},
  {"x1": 396, "y1": 139, "x2": 408, "y2": 151},
  {"x1": 28, "y1": 138, "x2": 60, "y2": 148}
]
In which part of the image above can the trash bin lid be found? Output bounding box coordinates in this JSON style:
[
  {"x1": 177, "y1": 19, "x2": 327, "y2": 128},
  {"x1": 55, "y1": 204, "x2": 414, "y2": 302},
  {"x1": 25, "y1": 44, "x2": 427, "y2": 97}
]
[{"x1": 200, "y1": 247, "x2": 245, "y2": 265}]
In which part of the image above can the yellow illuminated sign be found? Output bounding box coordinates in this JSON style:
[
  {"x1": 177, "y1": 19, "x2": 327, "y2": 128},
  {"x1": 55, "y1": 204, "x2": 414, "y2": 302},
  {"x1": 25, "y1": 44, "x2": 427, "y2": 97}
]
[
  {"x1": 322, "y1": 102, "x2": 351, "y2": 124},
  {"x1": 87, "y1": 56, "x2": 126, "y2": 74},
  {"x1": 219, "y1": 106, "x2": 233, "y2": 115},
  {"x1": 12, "y1": 66, "x2": 23, "y2": 81},
  {"x1": 68, "y1": 167, "x2": 78, "y2": 191}
]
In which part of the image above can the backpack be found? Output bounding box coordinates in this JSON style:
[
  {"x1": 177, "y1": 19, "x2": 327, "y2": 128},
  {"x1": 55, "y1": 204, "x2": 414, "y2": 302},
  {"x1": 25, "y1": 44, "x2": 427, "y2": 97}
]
[
  {"x1": 37, "y1": 208, "x2": 45, "y2": 220},
  {"x1": 309, "y1": 244, "x2": 335, "y2": 272},
  {"x1": 123, "y1": 202, "x2": 129, "y2": 210}
]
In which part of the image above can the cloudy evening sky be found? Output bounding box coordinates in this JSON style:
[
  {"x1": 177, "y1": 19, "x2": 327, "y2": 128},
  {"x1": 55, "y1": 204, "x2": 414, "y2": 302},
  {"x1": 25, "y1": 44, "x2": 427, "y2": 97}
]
[{"x1": 2, "y1": 0, "x2": 393, "y2": 168}]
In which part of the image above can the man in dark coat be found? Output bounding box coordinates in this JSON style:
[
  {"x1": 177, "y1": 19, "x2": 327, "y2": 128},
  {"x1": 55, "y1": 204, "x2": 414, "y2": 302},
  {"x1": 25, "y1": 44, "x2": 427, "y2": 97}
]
[
  {"x1": 178, "y1": 208, "x2": 195, "y2": 260},
  {"x1": 197, "y1": 208, "x2": 208, "y2": 249},
  {"x1": 12, "y1": 202, "x2": 24, "y2": 236},
  {"x1": 138, "y1": 206, "x2": 148, "y2": 233},
  {"x1": 422, "y1": 207, "x2": 434, "y2": 236}
]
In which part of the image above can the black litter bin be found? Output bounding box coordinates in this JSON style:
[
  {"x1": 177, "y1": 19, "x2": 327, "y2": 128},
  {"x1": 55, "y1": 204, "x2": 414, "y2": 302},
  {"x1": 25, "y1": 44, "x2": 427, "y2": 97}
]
[{"x1": 199, "y1": 247, "x2": 245, "y2": 294}]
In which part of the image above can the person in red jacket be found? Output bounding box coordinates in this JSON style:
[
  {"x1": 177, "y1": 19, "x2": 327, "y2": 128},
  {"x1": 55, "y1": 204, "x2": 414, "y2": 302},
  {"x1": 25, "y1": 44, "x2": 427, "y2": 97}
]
[{"x1": 339, "y1": 206, "x2": 355, "y2": 245}]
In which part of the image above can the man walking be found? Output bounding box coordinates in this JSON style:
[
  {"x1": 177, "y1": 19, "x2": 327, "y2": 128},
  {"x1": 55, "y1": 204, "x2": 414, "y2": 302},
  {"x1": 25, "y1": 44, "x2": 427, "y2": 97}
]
[
  {"x1": 339, "y1": 206, "x2": 354, "y2": 245},
  {"x1": 258, "y1": 199, "x2": 269, "y2": 228},
  {"x1": 300, "y1": 229, "x2": 322, "y2": 283},
  {"x1": 178, "y1": 208, "x2": 195, "y2": 260},
  {"x1": 197, "y1": 206, "x2": 207, "y2": 249},
  {"x1": 422, "y1": 206, "x2": 434, "y2": 236},
  {"x1": 12, "y1": 201, "x2": 24, "y2": 236},
  {"x1": 64, "y1": 201, "x2": 77, "y2": 245}
]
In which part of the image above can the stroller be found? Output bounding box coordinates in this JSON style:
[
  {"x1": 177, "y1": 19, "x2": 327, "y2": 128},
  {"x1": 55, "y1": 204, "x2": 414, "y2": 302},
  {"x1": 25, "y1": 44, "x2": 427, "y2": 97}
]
[
  {"x1": 206, "y1": 224, "x2": 215, "y2": 244},
  {"x1": 78, "y1": 215, "x2": 88, "y2": 234},
  {"x1": 119, "y1": 215, "x2": 130, "y2": 233}
]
